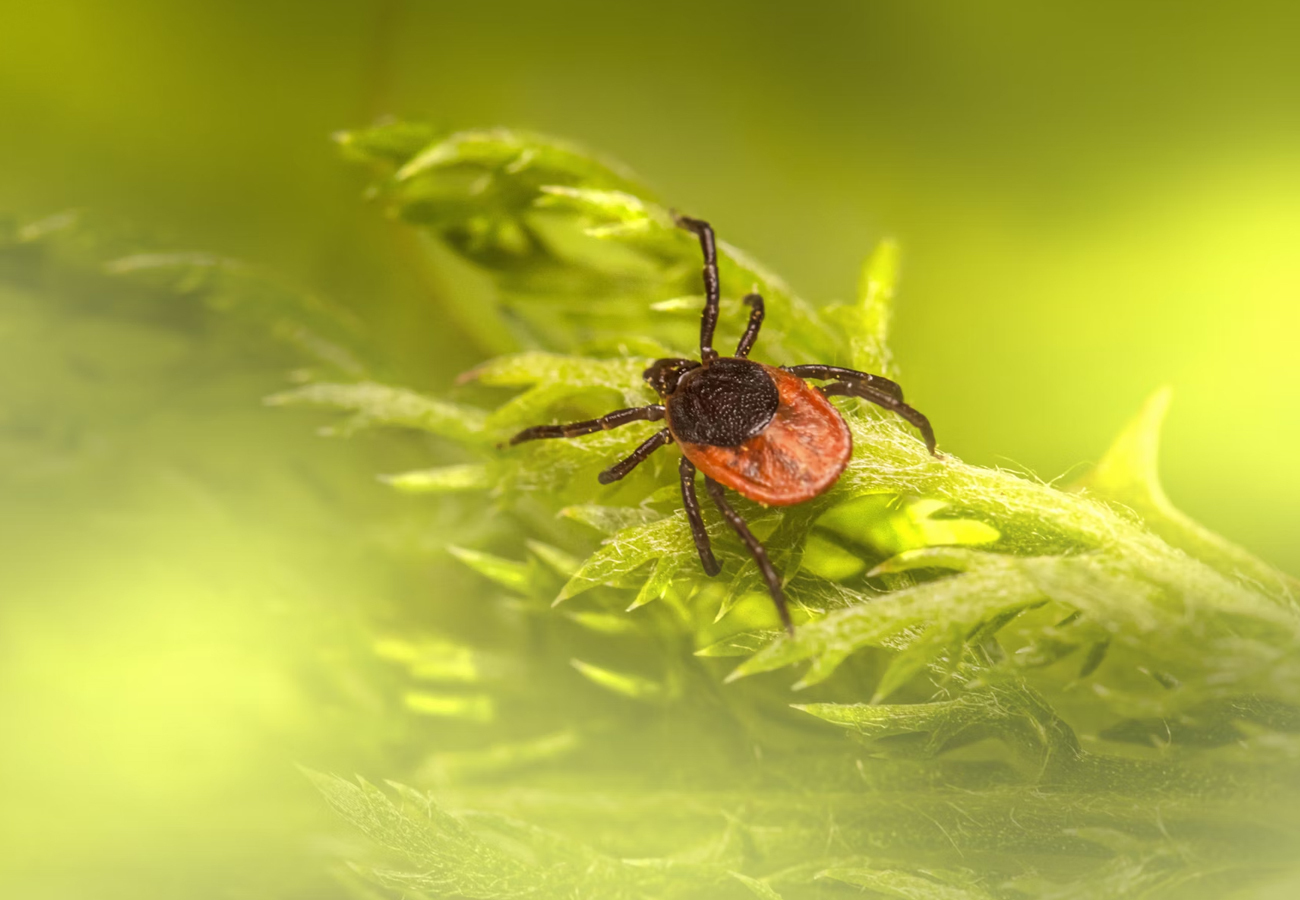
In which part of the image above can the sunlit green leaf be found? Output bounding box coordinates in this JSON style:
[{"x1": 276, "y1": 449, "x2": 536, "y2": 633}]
[
  {"x1": 381, "y1": 464, "x2": 491, "y2": 494},
  {"x1": 570, "y1": 658, "x2": 665, "y2": 700},
  {"x1": 374, "y1": 635, "x2": 480, "y2": 683},
  {"x1": 449, "y1": 546, "x2": 532, "y2": 593},
  {"x1": 527, "y1": 540, "x2": 584, "y2": 578},
  {"x1": 404, "y1": 691, "x2": 495, "y2": 722}
]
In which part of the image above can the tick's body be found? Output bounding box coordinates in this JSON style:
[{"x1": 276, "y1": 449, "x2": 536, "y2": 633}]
[
  {"x1": 670, "y1": 359, "x2": 852, "y2": 507},
  {"x1": 509, "y1": 215, "x2": 938, "y2": 633}
]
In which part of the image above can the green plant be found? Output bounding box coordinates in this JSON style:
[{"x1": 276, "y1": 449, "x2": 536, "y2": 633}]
[{"x1": 208, "y1": 126, "x2": 1300, "y2": 897}]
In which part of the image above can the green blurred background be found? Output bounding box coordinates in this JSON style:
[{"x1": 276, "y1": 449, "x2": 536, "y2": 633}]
[{"x1": 2, "y1": 1, "x2": 1298, "y2": 896}]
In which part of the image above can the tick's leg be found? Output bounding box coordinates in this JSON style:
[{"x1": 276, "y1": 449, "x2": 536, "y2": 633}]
[
  {"x1": 821, "y1": 381, "x2": 938, "y2": 456},
  {"x1": 783, "y1": 364, "x2": 904, "y2": 402},
  {"x1": 643, "y1": 357, "x2": 700, "y2": 397},
  {"x1": 734, "y1": 292, "x2": 765, "y2": 358},
  {"x1": 680, "y1": 457, "x2": 720, "y2": 576},
  {"x1": 598, "y1": 429, "x2": 671, "y2": 484},
  {"x1": 674, "y1": 214, "x2": 721, "y2": 361},
  {"x1": 509, "y1": 405, "x2": 665, "y2": 445},
  {"x1": 644, "y1": 357, "x2": 697, "y2": 382},
  {"x1": 704, "y1": 477, "x2": 793, "y2": 635}
]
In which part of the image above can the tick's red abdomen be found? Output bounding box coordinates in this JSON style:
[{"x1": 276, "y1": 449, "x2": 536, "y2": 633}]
[{"x1": 673, "y1": 364, "x2": 852, "y2": 506}]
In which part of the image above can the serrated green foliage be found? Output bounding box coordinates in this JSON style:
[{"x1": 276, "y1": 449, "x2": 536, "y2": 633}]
[
  {"x1": 20, "y1": 145, "x2": 1299, "y2": 900},
  {"x1": 818, "y1": 866, "x2": 997, "y2": 900},
  {"x1": 730, "y1": 870, "x2": 788, "y2": 899},
  {"x1": 266, "y1": 381, "x2": 488, "y2": 442},
  {"x1": 526, "y1": 540, "x2": 584, "y2": 578},
  {"x1": 1, "y1": 208, "x2": 369, "y2": 383},
  {"x1": 557, "y1": 514, "x2": 694, "y2": 603},
  {"x1": 336, "y1": 124, "x2": 835, "y2": 363},
  {"x1": 303, "y1": 771, "x2": 652, "y2": 899},
  {"x1": 560, "y1": 503, "x2": 665, "y2": 535},
  {"x1": 335, "y1": 119, "x2": 442, "y2": 168},
  {"x1": 1074, "y1": 387, "x2": 1299, "y2": 601},
  {"x1": 467, "y1": 350, "x2": 652, "y2": 400},
  {"x1": 728, "y1": 551, "x2": 1046, "y2": 690},
  {"x1": 281, "y1": 126, "x2": 1300, "y2": 899},
  {"x1": 448, "y1": 546, "x2": 532, "y2": 593},
  {"x1": 629, "y1": 555, "x2": 680, "y2": 610},
  {"x1": 105, "y1": 249, "x2": 368, "y2": 376}
]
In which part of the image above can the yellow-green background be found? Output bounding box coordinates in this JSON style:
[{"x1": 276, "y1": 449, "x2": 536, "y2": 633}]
[{"x1": 2, "y1": 2, "x2": 1297, "y2": 896}]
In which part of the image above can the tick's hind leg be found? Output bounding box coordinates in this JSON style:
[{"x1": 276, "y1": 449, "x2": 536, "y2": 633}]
[
  {"x1": 680, "y1": 458, "x2": 720, "y2": 576},
  {"x1": 509, "y1": 405, "x2": 665, "y2": 445},
  {"x1": 598, "y1": 429, "x2": 671, "y2": 484},
  {"x1": 783, "y1": 364, "x2": 904, "y2": 403},
  {"x1": 820, "y1": 381, "x2": 938, "y2": 456},
  {"x1": 704, "y1": 477, "x2": 793, "y2": 635},
  {"x1": 734, "y1": 293, "x2": 765, "y2": 358}
]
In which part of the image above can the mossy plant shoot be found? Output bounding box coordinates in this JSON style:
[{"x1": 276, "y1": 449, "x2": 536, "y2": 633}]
[{"x1": 8, "y1": 124, "x2": 1298, "y2": 900}]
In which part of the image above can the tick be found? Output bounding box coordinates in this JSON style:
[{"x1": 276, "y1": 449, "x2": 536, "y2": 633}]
[{"x1": 510, "y1": 215, "x2": 938, "y2": 633}]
